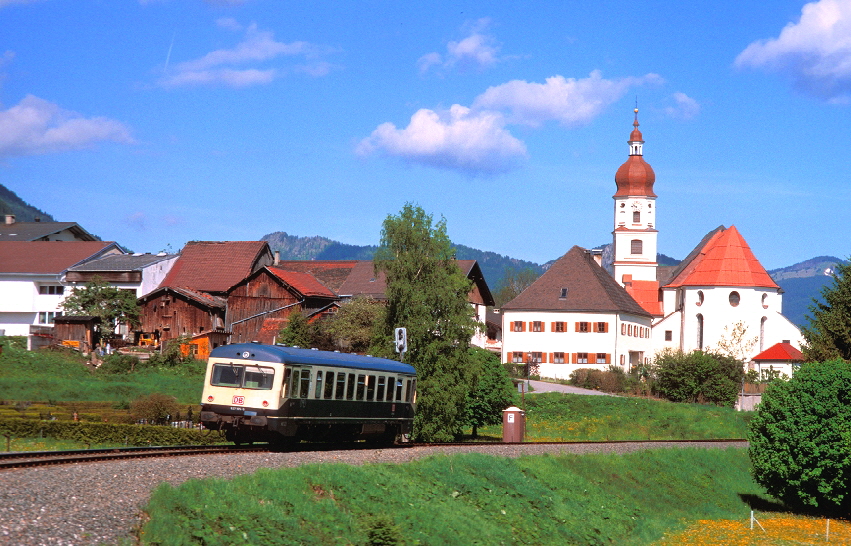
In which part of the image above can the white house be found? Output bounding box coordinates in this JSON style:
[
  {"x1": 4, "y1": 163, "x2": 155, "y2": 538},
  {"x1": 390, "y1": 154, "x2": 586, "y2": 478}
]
[
  {"x1": 0, "y1": 241, "x2": 124, "y2": 337},
  {"x1": 500, "y1": 245, "x2": 654, "y2": 380}
]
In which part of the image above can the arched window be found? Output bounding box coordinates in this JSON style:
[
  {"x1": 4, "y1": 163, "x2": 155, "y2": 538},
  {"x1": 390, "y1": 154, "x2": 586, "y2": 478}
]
[
  {"x1": 696, "y1": 290, "x2": 704, "y2": 306},
  {"x1": 696, "y1": 313, "x2": 704, "y2": 350},
  {"x1": 630, "y1": 239, "x2": 643, "y2": 255},
  {"x1": 729, "y1": 291, "x2": 740, "y2": 307},
  {"x1": 760, "y1": 316, "x2": 767, "y2": 352},
  {"x1": 762, "y1": 293, "x2": 768, "y2": 309},
  {"x1": 633, "y1": 211, "x2": 640, "y2": 223}
]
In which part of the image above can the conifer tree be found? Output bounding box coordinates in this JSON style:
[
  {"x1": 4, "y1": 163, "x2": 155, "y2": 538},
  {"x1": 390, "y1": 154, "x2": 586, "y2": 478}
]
[
  {"x1": 374, "y1": 203, "x2": 480, "y2": 442},
  {"x1": 801, "y1": 260, "x2": 851, "y2": 362}
]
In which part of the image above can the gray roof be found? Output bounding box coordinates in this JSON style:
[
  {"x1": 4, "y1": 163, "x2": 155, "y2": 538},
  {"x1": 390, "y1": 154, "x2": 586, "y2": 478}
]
[
  {"x1": 0, "y1": 221, "x2": 98, "y2": 242},
  {"x1": 68, "y1": 253, "x2": 176, "y2": 272}
]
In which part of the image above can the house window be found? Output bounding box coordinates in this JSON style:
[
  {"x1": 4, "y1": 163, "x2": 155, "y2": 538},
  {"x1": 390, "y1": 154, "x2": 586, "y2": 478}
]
[
  {"x1": 594, "y1": 322, "x2": 608, "y2": 333},
  {"x1": 577, "y1": 322, "x2": 590, "y2": 333},
  {"x1": 621, "y1": 324, "x2": 626, "y2": 335},
  {"x1": 628, "y1": 324, "x2": 633, "y2": 336},
  {"x1": 38, "y1": 311, "x2": 61, "y2": 324},
  {"x1": 631, "y1": 239, "x2": 643, "y2": 255},
  {"x1": 595, "y1": 353, "x2": 607, "y2": 364},
  {"x1": 532, "y1": 321, "x2": 543, "y2": 332},
  {"x1": 512, "y1": 321, "x2": 524, "y2": 332},
  {"x1": 665, "y1": 330, "x2": 673, "y2": 341},
  {"x1": 553, "y1": 352, "x2": 565, "y2": 364},
  {"x1": 577, "y1": 352, "x2": 589, "y2": 364},
  {"x1": 554, "y1": 322, "x2": 566, "y2": 333},
  {"x1": 729, "y1": 291, "x2": 740, "y2": 307},
  {"x1": 512, "y1": 352, "x2": 524, "y2": 363},
  {"x1": 529, "y1": 352, "x2": 542, "y2": 363},
  {"x1": 39, "y1": 285, "x2": 65, "y2": 295},
  {"x1": 633, "y1": 211, "x2": 640, "y2": 223}
]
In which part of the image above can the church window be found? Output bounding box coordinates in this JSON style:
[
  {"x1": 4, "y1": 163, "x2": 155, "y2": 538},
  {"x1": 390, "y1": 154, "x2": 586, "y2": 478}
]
[
  {"x1": 665, "y1": 330, "x2": 672, "y2": 341},
  {"x1": 696, "y1": 290, "x2": 704, "y2": 306},
  {"x1": 729, "y1": 291, "x2": 740, "y2": 307},
  {"x1": 696, "y1": 314, "x2": 704, "y2": 350},
  {"x1": 631, "y1": 239, "x2": 643, "y2": 254},
  {"x1": 762, "y1": 293, "x2": 768, "y2": 309},
  {"x1": 633, "y1": 211, "x2": 640, "y2": 223}
]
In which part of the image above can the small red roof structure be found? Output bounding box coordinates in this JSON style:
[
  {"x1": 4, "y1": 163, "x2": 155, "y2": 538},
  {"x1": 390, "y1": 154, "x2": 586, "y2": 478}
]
[
  {"x1": 752, "y1": 342, "x2": 804, "y2": 362},
  {"x1": 0, "y1": 241, "x2": 122, "y2": 273},
  {"x1": 266, "y1": 267, "x2": 336, "y2": 298},
  {"x1": 624, "y1": 279, "x2": 663, "y2": 316},
  {"x1": 273, "y1": 260, "x2": 359, "y2": 293},
  {"x1": 160, "y1": 241, "x2": 273, "y2": 294},
  {"x1": 665, "y1": 226, "x2": 778, "y2": 288}
]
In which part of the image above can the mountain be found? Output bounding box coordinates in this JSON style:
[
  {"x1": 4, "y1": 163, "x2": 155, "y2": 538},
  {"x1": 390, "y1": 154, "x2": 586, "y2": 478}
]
[
  {"x1": 768, "y1": 256, "x2": 846, "y2": 328},
  {"x1": 0, "y1": 184, "x2": 54, "y2": 222}
]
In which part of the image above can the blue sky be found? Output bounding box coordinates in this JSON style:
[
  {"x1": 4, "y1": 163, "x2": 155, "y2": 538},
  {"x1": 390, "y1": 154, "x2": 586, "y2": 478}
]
[{"x1": 1, "y1": 0, "x2": 849, "y2": 270}]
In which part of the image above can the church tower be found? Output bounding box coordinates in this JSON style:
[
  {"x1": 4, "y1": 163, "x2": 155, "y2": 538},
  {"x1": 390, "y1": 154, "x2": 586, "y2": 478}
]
[{"x1": 612, "y1": 109, "x2": 658, "y2": 285}]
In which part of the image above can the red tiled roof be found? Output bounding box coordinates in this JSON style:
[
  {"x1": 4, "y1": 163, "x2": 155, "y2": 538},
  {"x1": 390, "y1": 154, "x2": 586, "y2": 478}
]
[
  {"x1": 273, "y1": 260, "x2": 358, "y2": 292},
  {"x1": 625, "y1": 280, "x2": 663, "y2": 316},
  {"x1": 267, "y1": 267, "x2": 336, "y2": 298},
  {"x1": 160, "y1": 241, "x2": 271, "y2": 293},
  {"x1": 338, "y1": 261, "x2": 388, "y2": 299},
  {"x1": 257, "y1": 317, "x2": 287, "y2": 345},
  {"x1": 138, "y1": 285, "x2": 227, "y2": 309},
  {"x1": 665, "y1": 226, "x2": 778, "y2": 289},
  {"x1": 0, "y1": 241, "x2": 120, "y2": 274},
  {"x1": 752, "y1": 342, "x2": 804, "y2": 362},
  {"x1": 502, "y1": 246, "x2": 651, "y2": 317}
]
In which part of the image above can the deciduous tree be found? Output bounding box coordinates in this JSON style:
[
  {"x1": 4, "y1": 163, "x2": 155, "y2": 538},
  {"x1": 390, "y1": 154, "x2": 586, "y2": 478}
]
[
  {"x1": 749, "y1": 359, "x2": 851, "y2": 515},
  {"x1": 653, "y1": 349, "x2": 744, "y2": 407},
  {"x1": 494, "y1": 267, "x2": 540, "y2": 307},
  {"x1": 323, "y1": 296, "x2": 385, "y2": 353},
  {"x1": 463, "y1": 347, "x2": 517, "y2": 438},
  {"x1": 374, "y1": 203, "x2": 480, "y2": 442},
  {"x1": 801, "y1": 260, "x2": 851, "y2": 362},
  {"x1": 60, "y1": 276, "x2": 139, "y2": 341}
]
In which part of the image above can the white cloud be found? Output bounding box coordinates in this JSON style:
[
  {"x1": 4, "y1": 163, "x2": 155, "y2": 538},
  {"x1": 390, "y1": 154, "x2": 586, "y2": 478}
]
[
  {"x1": 665, "y1": 92, "x2": 701, "y2": 120},
  {"x1": 159, "y1": 22, "x2": 335, "y2": 88},
  {"x1": 0, "y1": 95, "x2": 134, "y2": 158},
  {"x1": 216, "y1": 17, "x2": 243, "y2": 32},
  {"x1": 419, "y1": 18, "x2": 503, "y2": 74},
  {"x1": 735, "y1": 0, "x2": 851, "y2": 103},
  {"x1": 356, "y1": 105, "x2": 527, "y2": 174},
  {"x1": 0, "y1": 0, "x2": 43, "y2": 8},
  {"x1": 473, "y1": 70, "x2": 663, "y2": 127}
]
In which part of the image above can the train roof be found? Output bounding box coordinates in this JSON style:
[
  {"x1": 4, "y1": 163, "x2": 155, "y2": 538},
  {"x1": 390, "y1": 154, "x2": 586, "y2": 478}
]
[{"x1": 209, "y1": 343, "x2": 416, "y2": 375}]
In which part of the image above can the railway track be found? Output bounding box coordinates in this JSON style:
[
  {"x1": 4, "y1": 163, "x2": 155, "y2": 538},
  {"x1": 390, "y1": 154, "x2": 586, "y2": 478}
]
[{"x1": 0, "y1": 438, "x2": 747, "y2": 470}]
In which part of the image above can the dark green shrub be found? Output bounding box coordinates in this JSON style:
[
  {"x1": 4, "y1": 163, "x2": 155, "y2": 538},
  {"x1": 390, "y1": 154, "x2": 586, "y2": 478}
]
[
  {"x1": 98, "y1": 353, "x2": 142, "y2": 374},
  {"x1": 749, "y1": 359, "x2": 851, "y2": 515},
  {"x1": 130, "y1": 393, "x2": 181, "y2": 425},
  {"x1": 653, "y1": 349, "x2": 743, "y2": 406},
  {"x1": 569, "y1": 366, "x2": 634, "y2": 393}
]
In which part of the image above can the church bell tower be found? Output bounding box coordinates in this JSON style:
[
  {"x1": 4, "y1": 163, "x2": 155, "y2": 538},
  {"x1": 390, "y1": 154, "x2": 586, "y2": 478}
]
[{"x1": 612, "y1": 109, "x2": 658, "y2": 285}]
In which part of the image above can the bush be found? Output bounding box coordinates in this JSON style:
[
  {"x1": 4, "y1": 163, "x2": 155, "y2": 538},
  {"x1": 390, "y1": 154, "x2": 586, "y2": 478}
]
[
  {"x1": 0, "y1": 418, "x2": 222, "y2": 446},
  {"x1": 653, "y1": 349, "x2": 743, "y2": 407},
  {"x1": 131, "y1": 393, "x2": 181, "y2": 425},
  {"x1": 748, "y1": 359, "x2": 851, "y2": 515},
  {"x1": 569, "y1": 366, "x2": 637, "y2": 393},
  {"x1": 98, "y1": 353, "x2": 142, "y2": 374}
]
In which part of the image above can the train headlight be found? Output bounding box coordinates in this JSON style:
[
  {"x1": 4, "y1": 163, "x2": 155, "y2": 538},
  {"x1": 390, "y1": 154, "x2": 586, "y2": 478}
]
[
  {"x1": 207, "y1": 396, "x2": 214, "y2": 402},
  {"x1": 262, "y1": 400, "x2": 269, "y2": 407}
]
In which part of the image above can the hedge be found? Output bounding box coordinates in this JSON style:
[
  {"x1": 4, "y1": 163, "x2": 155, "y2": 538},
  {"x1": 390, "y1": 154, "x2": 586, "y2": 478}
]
[{"x1": 0, "y1": 418, "x2": 225, "y2": 447}]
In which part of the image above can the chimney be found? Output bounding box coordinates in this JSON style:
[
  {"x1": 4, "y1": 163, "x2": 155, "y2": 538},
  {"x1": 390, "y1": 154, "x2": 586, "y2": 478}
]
[
  {"x1": 274, "y1": 250, "x2": 280, "y2": 266},
  {"x1": 4, "y1": 214, "x2": 14, "y2": 225}
]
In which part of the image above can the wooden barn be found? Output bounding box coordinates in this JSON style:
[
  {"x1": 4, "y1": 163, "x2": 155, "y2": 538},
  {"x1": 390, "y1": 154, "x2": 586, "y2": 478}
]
[
  {"x1": 226, "y1": 266, "x2": 338, "y2": 344},
  {"x1": 136, "y1": 286, "x2": 227, "y2": 346},
  {"x1": 53, "y1": 315, "x2": 100, "y2": 352}
]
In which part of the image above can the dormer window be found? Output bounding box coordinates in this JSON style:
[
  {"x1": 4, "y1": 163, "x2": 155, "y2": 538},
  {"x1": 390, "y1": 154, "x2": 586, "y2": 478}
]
[{"x1": 559, "y1": 288, "x2": 568, "y2": 299}]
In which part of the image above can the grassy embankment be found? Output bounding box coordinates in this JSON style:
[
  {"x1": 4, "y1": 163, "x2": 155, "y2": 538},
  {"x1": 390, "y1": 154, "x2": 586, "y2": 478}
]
[{"x1": 140, "y1": 447, "x2": 773, "y2": 545}]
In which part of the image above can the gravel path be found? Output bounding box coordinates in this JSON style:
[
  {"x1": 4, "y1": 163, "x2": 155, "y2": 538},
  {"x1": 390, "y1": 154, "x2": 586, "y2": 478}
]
[{"x1": 0, "y1": 441, "x2": 745, "y2": 545}]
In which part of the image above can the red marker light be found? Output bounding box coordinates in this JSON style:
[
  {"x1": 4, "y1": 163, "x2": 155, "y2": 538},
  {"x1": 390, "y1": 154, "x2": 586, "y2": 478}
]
[
  {"x1": 207, "y1": 396, "x2": 214, "y2": 402},
  {"x1": 262, "y1": 401, "x2": 269, "y2": 407}
]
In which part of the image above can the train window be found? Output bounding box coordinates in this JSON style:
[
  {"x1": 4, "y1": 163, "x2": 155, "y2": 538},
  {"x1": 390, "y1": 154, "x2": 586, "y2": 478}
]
[
  {"x1": 405, "y1": 379, "x2": 412, "y2": 402},
  {"x1": 243, "y1": 366, "x2": 274, "y2": 390},
  {"x1": 283, "y1": 368, "x2": 292, "y2": 397},
  {"x1": 289, "y1": 369, "x2": 301, "y2": 399},
  {"x1": 324, "y1": 372, "x2": 335, "y2": 399},
  {"x1": 314, "y1": 371, "x2": 323, "y2": 399},
  {"x1": 366, "y1": 375, "x2": 376, "y2": 401},
  {"x1": 356, "y1": 374, "x2": 366, "y2": 400},
  {"x1": 346, "y1": 374, "x2": 355, "y2": 400},
  {"x1": 211, "y1": 364, "x2": 241, "y2": 387},
  {"x1": 336, "y1": 373, "x2": 347, "y2": 400},
  {"x1": 386, "y1": 377, "x2": 395, "y2": 401},
  {"x1": 376, "y1": 376, "x2": 386, "y2": 401},
  {"x1": 396, "y1": 380, "x2": 403, "y2": 401},
  {"x1": 299, "y1": 369, "x2": 311, "y2": 398}
]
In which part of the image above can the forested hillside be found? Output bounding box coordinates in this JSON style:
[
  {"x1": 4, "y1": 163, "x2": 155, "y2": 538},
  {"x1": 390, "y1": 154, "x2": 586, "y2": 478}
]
[{"x1": 0, "y1": 183, "x2": 54, "y2": 222}]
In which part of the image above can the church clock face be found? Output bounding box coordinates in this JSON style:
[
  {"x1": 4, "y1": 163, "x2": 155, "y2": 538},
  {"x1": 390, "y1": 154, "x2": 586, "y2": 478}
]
[{"x1": 631, "y1": 202, "x2": 641, "y2": 210}]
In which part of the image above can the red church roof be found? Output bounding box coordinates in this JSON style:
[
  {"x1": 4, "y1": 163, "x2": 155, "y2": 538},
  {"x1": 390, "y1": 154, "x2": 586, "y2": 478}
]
[
  {"x1": 614, "y1": 115, "x2": 656, "y2": 198},
  {"x1": 752, "y1": 342, "x2": 804, "y2": 362},
  {"x1": 665, "y1": 226, "x2": 778, "y2": 289}
]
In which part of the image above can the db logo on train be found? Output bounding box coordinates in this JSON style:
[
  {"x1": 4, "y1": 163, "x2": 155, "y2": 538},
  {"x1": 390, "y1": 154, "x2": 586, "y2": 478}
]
[{"x1": 232, "y1": 396, "x2": 245, "y2": 405}]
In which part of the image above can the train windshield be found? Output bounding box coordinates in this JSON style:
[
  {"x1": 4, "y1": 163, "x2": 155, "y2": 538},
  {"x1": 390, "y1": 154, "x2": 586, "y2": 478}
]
[{"x1": 211, "y1": 363, "x2": 275, "y2": 390}]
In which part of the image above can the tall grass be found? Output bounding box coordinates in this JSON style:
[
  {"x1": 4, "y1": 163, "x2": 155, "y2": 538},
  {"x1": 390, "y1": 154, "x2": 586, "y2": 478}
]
[
  {"x1": 140, "y1": 447, "x2": 769, "y2": 545},
  {"x1": 0, "y1": 342, "x2": 204, "y2": 405},
  {"x1": 473, "y1": 391, "x2": 751, "y2": 441}
]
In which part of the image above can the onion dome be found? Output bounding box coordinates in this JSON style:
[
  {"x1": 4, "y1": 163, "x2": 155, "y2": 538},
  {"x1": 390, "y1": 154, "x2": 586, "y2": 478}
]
[{"x1": 614, "y1": 109, "x2": 656, "y2": 198}]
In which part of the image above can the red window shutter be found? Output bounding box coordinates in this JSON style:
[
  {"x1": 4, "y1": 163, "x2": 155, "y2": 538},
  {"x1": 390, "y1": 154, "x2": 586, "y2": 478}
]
[
  {"x1": 521, "y1": 322, "x2": 526, "y2": 332},
  {"x1": 522, "y1": 352, "x2": 528, "y2": 363},
  {"x1": 575, "y1": 322, "x2": 580, "y2": 332},
  {"x1": 541, "y1": 353, "x2": 548, "y2": 363},
  {"x1": 606, "y1": 354, "x2": 611, "y2": 364},
  {"x1": 551, "y1": 322, "x2": 555, "y2": 332},
  {"x1": 571, "y1": 353, "x2": 577, "y2": 364},
  {"x1": 603, "y1": 323, "x2": 608, "y2": 333},
  {"x1": 548, "y1": 352, "x2": 554, "y2": 363},
  {"x1": 592, "y1": 322, "x2": 598, "y2": 332}
]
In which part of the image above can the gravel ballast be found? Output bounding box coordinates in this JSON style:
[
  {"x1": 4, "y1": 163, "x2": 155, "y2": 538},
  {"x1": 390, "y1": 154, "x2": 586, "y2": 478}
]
[{"x1": 0, "y1": 441, "x2": 745, "y2": 545}]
